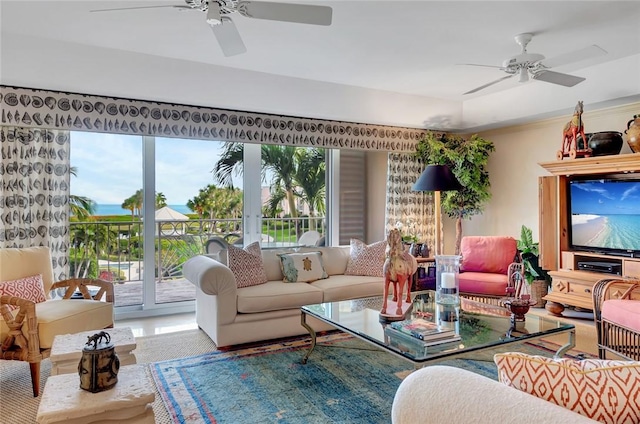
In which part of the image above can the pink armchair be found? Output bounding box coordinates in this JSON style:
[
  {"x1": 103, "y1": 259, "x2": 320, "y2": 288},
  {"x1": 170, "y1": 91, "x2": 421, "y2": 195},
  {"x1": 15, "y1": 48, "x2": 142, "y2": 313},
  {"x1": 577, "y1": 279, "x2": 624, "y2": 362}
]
[
  {"x1": 593, "y1": 278, "x2": 640, "y2": 360},
  {"x1": 458, "y1": 236, "x2": 519, "y2": 301}
]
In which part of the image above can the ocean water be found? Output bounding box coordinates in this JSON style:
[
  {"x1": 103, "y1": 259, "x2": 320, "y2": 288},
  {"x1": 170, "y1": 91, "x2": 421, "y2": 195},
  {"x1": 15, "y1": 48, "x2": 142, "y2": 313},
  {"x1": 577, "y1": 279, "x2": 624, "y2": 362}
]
[
  {"x1": 573, "y1": 214, "x2": 640, "y2": 251},
  {"x1": 93, "y1": 204, "x2": 192, "y2": 216}
]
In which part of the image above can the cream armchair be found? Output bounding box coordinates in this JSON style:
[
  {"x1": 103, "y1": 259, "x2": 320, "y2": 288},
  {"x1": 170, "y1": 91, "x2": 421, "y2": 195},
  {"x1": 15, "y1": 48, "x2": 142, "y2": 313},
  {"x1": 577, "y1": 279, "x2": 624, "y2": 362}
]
[{"x1": 0, "y1": 247, "x2": 114, "y2": 396}]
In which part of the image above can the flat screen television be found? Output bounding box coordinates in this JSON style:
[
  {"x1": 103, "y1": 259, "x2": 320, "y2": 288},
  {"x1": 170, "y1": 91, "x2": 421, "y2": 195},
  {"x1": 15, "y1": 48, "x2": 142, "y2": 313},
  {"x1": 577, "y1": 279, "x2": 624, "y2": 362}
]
[{"x1": 568, "y1": 176, "x2": 640, "y2": 257}]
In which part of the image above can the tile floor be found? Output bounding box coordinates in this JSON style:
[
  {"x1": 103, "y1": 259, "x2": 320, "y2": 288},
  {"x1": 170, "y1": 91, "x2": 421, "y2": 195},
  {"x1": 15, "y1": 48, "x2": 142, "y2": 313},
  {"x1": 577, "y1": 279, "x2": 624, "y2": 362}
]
[{"x1": 116, "y1": 312, "x2": 198, "y2": 338}]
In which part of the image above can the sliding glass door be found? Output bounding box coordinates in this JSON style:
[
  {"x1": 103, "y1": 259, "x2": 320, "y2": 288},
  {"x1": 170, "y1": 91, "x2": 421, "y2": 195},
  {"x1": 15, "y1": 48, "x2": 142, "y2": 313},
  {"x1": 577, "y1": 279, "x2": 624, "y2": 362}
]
[{"x1": 70, "y1": 132, "x2": 333, "y2": 316}]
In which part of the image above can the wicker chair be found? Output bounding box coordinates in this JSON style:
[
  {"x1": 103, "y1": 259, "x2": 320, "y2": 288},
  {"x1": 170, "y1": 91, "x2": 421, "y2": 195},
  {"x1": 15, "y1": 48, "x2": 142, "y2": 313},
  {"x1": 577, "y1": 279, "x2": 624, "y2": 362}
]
[
  {"x1": 0, "y1": 247, "x2": 114, "y2": 396},
  {"x1": 592, "y1": 278, "x2": 640, "y2": 360}
]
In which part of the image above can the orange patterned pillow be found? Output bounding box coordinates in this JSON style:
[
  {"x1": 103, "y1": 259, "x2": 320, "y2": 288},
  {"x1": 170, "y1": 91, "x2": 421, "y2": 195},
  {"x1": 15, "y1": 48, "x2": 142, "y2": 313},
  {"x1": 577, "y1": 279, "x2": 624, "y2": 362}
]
[
  {"x1": 494, "y1": 352, "x2": 640, "y2": 424},
  {"x1": 344, "y1": 239, "x2": 386, "y2": 277},
  {"x1": 0, "y1": 274, "x2": 47, "y2": 310},
  {"x1": 227, "y1": 242, "x2": 268, "y2": 288}
]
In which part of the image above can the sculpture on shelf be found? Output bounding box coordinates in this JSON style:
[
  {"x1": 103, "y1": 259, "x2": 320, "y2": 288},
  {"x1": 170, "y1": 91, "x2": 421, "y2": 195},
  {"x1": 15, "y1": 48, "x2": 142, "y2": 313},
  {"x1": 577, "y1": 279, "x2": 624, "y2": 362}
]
[
  {"x1": 558, "y1": 100, "x2": 591, "y2": 160},
  {"x1": 381, "y1": 228, "x2": 418, "y2": 317}
]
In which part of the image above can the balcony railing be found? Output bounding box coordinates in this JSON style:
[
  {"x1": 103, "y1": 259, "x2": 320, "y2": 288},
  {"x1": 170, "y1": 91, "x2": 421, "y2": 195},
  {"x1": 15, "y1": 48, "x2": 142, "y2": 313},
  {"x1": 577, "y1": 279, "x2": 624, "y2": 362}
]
[{"x1": 69, "y1": 216, "x2": 325, "y2": 307}]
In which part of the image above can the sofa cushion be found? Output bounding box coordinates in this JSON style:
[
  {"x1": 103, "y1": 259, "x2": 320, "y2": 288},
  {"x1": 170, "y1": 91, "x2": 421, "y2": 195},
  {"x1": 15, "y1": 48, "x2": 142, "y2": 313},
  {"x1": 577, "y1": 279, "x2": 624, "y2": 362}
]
[
  {"x1": 345, "y1": 239, "x2": 386, "y2": 277},
  {"x1": 602, "y1": 299, "x2": 640, "y2": 332},
  {"x1": 0, "y1": 274, "x2": 47, "y2": 310},
  {"x1": 312, "y1": 274, "x2": 384, "y2": 301},
  {"x1": 228, "y1": 242, "x2": 268, "y2": 288},
  {"x1": 299, "y1": 246, "x2": 350, "y2": 276},
  {"x1": 27, "y1": 299, "x2": 114, "y2": 349},
  {"x1": 237, "y1": 280, "x2": 323, "y2": 313},
  {"x1": 459, "y1": 272, "x2": 509, "y2": 296},
  {"x1": 494, "y1": 352, "x2": 640, "y2": 424},
  {"x1": 460, "y1": 236, "x2": 517, "y2": 274},
  {"x1": 278, "y1": 251, "x2": 328, "y2": 283}
]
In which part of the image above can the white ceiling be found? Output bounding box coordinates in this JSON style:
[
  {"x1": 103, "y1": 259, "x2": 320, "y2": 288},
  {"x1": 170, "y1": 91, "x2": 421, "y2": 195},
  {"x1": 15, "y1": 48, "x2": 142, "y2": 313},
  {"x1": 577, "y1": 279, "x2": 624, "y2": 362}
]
[{"x1": 1, "y1": 0, "x2": 639, "y2": 132}]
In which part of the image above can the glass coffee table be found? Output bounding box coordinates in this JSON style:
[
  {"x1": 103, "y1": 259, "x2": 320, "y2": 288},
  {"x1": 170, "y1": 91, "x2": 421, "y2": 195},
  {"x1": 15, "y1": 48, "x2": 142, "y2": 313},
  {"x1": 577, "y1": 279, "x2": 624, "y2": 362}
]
[{"x1": 300, "y1": 291, "x2": 575, "y2": 365}]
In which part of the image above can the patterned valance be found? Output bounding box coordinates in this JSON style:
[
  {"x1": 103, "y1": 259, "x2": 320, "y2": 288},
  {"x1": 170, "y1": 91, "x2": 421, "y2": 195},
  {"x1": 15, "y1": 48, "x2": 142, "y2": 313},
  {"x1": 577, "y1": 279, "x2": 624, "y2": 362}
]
[{"x1": 0, "y1": 85, "x2": 431, "y2": 152}]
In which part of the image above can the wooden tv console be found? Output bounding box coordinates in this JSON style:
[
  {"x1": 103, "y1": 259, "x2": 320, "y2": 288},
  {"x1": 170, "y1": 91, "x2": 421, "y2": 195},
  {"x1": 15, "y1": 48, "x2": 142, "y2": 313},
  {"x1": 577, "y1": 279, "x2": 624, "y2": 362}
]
[{"x1": 538, "y1": 153, "x2": 640, "y2": 316}]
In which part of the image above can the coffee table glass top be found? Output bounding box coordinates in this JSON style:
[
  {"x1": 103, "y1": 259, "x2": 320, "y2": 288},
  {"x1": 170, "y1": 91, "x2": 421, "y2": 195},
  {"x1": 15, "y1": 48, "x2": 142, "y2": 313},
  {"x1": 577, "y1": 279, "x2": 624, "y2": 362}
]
[{"x1": 301, "y1": 291, "x2": 575, "y2": 363}]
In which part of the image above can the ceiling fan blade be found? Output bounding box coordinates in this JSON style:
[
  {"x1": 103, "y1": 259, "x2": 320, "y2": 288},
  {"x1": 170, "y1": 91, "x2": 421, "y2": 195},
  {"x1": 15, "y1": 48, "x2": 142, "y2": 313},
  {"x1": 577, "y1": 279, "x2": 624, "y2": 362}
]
[
  {"x1": 90, "y1": 5, "x2": 189, "y2": 13},
  {"x1": 211, "y1": 17, "x2": 247, "y2": 57},
  {"x1": 237, "y1": 1, "x2": 332, "y2": 26},
  {"x1": 459, "y1": 63, "x2": 505, "y2": 70},
  {"x1": 541, "y1": 45, "x2": 607, "y2": 69},
  {"x1": 532, "y1": 70, "x2": 585, "y2": 87},
  {"x1": 463, "y1": 75, "x2": 514, "y2": 95}
]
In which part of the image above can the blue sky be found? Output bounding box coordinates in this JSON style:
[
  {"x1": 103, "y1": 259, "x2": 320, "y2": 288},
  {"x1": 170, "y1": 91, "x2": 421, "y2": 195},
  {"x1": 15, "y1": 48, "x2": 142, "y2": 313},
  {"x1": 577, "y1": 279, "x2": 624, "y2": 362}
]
[
  {"x1": 571, "y1": 180, "x2": 640, "y2": 215},
  {"x1": 70, "y1": 132, "x2": 242, "y2": 205}
]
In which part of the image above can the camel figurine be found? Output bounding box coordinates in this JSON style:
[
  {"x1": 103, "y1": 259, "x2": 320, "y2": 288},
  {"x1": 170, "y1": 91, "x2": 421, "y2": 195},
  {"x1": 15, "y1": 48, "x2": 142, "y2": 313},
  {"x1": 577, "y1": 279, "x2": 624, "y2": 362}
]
[{"x1": 381, "y1": 228, "x2": 418, "y2": 316}]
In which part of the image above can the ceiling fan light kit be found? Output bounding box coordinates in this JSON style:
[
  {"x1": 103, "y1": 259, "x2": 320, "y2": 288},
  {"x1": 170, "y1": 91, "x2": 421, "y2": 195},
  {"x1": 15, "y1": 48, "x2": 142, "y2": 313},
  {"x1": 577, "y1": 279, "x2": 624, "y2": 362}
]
[
  {"x1": 463, "y1": 33, "x2": 607, "y2": 95},
  {"x1": 91, "y1": 0, "x2": 333, "y2": 57}
]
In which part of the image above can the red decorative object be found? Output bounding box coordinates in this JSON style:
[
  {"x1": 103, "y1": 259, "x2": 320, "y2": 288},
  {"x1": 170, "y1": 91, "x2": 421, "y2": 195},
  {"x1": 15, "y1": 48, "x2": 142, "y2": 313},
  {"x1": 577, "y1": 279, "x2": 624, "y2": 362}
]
[
  {"x1": 558, "y1": 100, "x2": 591, "y2": 160},
  {"x1": 381, "y1": 228, "x2": 418, "y2": 317}
]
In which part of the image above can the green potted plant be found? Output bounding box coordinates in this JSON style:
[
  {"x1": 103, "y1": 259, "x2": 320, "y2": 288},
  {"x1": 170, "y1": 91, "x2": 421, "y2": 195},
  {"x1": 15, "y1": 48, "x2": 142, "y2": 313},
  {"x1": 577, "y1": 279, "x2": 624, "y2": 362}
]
[
  {"x1": 415, "y1": 133, "x2": 495, "y2": 254},
  {"x1": 517, "y1": 225, "x2": 551, "y2": 307}
]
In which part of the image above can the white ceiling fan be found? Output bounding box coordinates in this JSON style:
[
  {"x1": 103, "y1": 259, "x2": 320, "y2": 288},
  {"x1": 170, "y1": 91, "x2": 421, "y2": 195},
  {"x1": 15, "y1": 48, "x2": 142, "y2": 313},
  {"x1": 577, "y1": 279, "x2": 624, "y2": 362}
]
[
  {"x1": 91, "y1": 0, "x2": 333, "y2": 57},
  {"x1": 462, "y1": 33, "x2": 607, "y2": 95}
]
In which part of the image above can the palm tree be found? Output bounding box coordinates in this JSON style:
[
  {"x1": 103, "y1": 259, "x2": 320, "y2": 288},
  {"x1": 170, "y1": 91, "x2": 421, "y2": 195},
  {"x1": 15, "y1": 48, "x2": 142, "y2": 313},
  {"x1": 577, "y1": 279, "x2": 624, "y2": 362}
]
[
  {"x1": 121, "y1": 196, "x2": 136, "y2": 220},
  {"x1": 213, "y1": 144, "x2": 325, "y2": 219},
  {"x1": 156, "y1": 192, "x2": 168, "y2": 209},
  {"x1": 69, "y1": 166, "x2": 96, "y2": 221},
  {"x1": 122, "y1": 189, "x2": 144, "y2": 218},
  {"x1": 293, "y1": 148, "x2": 326, "y2": 221}
]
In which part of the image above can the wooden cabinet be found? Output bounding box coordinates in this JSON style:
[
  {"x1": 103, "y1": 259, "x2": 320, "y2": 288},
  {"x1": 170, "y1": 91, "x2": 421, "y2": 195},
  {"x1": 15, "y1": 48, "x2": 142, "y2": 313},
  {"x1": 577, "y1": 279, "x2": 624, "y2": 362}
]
[{"x1": 538, "y1": 153, "x2": 640, "y2": 316}]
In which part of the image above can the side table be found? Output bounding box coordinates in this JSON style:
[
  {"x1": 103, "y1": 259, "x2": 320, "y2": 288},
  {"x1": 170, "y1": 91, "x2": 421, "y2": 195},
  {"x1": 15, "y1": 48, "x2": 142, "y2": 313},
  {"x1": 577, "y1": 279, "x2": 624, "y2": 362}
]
[
  {"x1": 36, "y1": 364, "x2": 155, "y2": 424},
  {"x1": 50, "y1": 326, "x2": 136, "y2": 375}
]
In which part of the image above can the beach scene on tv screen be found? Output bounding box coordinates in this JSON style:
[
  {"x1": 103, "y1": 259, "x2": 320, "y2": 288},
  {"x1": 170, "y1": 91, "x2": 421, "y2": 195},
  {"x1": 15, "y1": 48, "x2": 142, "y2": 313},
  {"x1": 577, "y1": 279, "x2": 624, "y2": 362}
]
[{"x1": 571, "y1": 180, "x2": 640, "y2": 251}]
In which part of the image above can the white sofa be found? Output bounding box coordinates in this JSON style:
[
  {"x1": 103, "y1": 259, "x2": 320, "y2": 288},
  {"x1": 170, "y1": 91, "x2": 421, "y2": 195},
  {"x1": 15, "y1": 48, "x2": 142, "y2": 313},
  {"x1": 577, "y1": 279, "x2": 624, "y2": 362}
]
[
  {"x1": 183, "y1": 246, "x2": 385, "y2": 347},
  {"x1": 391, "y1": 366, "x2": 597, "y2": 424}
]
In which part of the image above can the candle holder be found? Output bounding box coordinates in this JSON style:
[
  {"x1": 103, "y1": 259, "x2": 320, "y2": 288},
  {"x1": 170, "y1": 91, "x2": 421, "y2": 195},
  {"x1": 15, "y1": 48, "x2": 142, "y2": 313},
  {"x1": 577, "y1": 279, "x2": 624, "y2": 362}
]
[{"x1": 435, "y1": 255, "x2": 461, "y2": 306}]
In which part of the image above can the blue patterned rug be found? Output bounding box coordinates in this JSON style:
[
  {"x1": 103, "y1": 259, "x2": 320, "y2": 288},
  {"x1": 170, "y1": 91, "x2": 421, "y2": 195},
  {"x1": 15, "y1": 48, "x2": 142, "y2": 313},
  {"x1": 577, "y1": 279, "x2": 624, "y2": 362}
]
[{"x1": 150, "y1": 332, "x2": 590, "y2": 424}]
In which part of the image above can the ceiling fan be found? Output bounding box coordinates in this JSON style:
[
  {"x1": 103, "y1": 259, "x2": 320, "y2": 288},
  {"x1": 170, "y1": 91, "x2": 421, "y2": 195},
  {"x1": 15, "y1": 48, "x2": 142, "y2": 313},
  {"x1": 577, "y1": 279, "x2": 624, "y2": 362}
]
[
  {"x1": 90, "y1": 0, "x2": 332, "y2": 57},
  {"x1": 462, "y1": 33, "x2": 607, "y2": 95}
]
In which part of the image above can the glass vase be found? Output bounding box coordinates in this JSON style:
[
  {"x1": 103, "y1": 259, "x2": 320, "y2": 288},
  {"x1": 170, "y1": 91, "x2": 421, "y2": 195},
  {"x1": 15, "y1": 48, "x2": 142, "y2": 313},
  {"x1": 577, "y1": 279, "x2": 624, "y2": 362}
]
[{"x1": 435, "y1": 255, "x2": 461, "y2": 306}]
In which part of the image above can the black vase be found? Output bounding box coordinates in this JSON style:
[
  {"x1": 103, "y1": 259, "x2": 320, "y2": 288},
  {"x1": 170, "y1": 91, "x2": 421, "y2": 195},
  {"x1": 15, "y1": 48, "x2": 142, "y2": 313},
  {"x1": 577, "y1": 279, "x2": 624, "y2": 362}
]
[{"x1": 585, "y1": 131, "x2": 624, "y2": 156}]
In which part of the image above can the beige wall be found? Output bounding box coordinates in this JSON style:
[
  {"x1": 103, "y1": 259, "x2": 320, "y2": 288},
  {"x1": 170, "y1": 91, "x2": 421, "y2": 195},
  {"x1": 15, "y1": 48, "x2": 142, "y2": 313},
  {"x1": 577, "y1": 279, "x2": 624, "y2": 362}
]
[
  {"x1": 366, "y1": 101, "x2": 640, "y2": 254},
  {"x1": 446, "y1": 101, "x2": 640, "y2": 253}
]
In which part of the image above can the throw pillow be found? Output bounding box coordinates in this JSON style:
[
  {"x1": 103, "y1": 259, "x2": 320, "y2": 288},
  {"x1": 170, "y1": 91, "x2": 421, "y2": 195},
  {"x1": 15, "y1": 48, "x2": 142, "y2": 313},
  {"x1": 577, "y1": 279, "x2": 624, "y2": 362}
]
[
  {"x1": 344, "y1": 239, "x2": 386, "y2": 277},
  {"x1": 494, "y1": 352, "x2": 640, "y2": 424},
  {"x1": 0, "y1": 274, "x2": 47, "y2": 310},
  {"x1": 227, "y1": 242, "x2": 268, "y2": 288},
  {"x1": 278, "y1": 252, "x2": 328, "y2": 283}
]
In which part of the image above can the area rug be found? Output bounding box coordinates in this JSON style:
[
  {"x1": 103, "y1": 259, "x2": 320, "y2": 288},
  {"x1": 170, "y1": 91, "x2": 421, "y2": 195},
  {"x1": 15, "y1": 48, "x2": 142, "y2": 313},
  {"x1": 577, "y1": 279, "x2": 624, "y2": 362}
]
[
  {"x1": 150, "y1": 332, "x2": 593, "y2": 424},
  {"x1": 0, "y1": 328, "x2": 594, "y2": 424}
]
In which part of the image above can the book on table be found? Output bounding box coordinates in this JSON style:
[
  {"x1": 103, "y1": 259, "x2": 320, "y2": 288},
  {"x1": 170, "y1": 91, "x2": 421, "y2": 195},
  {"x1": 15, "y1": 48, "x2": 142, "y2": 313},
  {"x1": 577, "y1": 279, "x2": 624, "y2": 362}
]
[
  {"x1": 389, "y1": 317, "x2": 456, "y2": 341},
  {"x1": 384, "y1": 326, "x2": 461, "y2": 347},
  {"x1": 384, "y1": 326, "x2": 462, "y2": 357}
]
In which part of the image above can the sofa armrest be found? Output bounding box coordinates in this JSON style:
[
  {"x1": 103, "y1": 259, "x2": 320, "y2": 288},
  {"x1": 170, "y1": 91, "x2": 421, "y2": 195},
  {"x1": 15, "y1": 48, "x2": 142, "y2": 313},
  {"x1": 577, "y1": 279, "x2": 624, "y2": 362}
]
[
  {"x1": 183, "y1": 255, "x2": 237, "y2": 297},
  {"x1": 391, "y1": 366, "x2": 597, "y2": 424}
]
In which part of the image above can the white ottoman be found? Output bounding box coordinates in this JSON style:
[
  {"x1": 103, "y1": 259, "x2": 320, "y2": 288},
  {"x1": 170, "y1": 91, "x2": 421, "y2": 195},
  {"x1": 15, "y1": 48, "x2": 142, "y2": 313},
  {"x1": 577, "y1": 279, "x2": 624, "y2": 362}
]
[
  {"x1": 50, "y1": 327, "x2": 136, "y2": 375},
  {"x1": 36, "y1": 364, "x2": 155, "y2": 424}
]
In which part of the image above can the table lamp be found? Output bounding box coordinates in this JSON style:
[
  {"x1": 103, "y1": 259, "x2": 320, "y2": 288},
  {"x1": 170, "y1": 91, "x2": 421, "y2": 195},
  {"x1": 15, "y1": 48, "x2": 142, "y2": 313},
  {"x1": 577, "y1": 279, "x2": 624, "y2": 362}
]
[{"x1": 412, "y1": 164, "x2": 462, "y2": 255}]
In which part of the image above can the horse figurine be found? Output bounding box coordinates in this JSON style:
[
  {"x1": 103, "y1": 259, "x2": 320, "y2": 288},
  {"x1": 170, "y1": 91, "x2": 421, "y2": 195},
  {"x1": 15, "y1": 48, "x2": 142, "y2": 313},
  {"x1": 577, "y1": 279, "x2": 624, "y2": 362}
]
[
  {"x1": 381, "y1": 228, "x2": 418, "y2": 316},
  {"x1": 558, "y1": 100, "x2": 591, "y2": 160}
]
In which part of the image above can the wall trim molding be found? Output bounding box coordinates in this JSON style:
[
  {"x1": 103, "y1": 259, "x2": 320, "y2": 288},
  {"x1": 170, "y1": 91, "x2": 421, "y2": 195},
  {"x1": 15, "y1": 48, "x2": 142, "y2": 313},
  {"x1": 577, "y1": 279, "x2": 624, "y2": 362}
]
[{"x1": 1, "y1": 85, "x2": 440, "y2": 152}]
